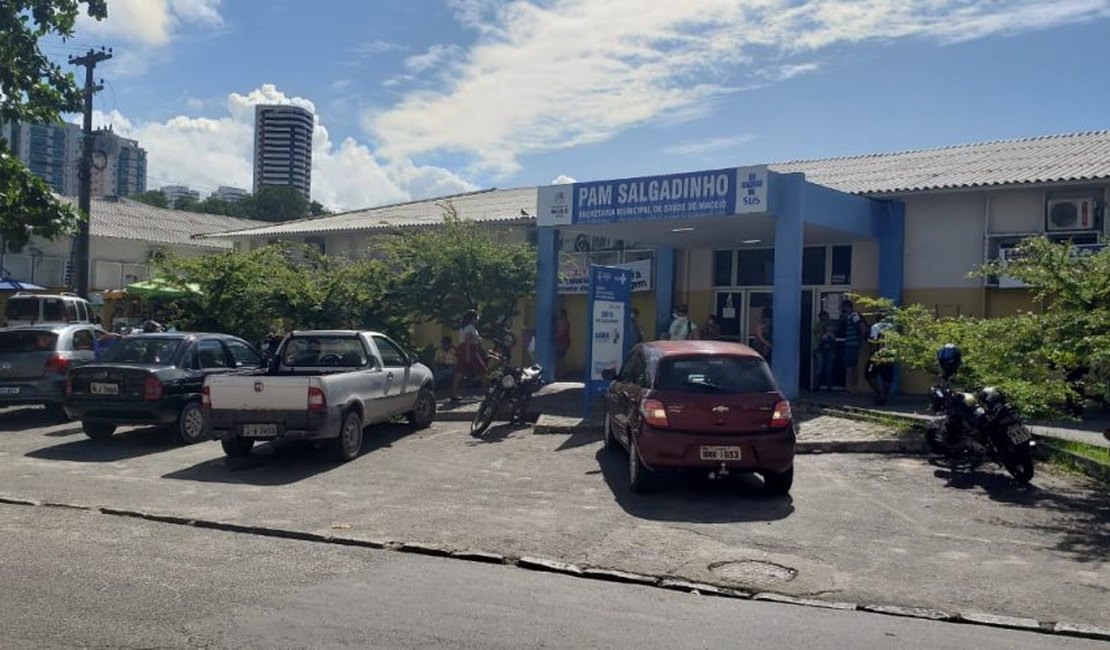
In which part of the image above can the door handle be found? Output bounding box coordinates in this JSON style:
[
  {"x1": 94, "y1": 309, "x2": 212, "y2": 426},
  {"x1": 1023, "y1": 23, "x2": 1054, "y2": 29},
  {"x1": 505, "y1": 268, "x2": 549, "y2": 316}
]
[{"x1": 387, "y1": 372, "x2": 394, "y2": 380}]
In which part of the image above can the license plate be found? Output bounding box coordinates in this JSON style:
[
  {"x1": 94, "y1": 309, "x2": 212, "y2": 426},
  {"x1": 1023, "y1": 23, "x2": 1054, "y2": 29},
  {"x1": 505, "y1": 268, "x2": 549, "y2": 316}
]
[
  {"x1": 1007, "y1": 426, "x2": 1033, "y2": 445},
  {"x1": 700, "y1": 446, "x2": 742, "y2": 461},
  {"x1": 0, "y1": 386, "x2": 20, "y2": 395},
  {"x1": 90, "y1": 382, "x2": 119, "y2": 396},
  {"x1": 242, "y1": 423, "x2": 278, "y2": 438}
]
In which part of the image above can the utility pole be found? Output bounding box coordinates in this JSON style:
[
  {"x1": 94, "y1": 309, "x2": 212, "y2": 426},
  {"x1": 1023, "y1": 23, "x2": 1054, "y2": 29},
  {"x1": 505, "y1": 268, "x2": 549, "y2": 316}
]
[{"x1": 68, "y1": 47, "x2": 112, "y2": 298}]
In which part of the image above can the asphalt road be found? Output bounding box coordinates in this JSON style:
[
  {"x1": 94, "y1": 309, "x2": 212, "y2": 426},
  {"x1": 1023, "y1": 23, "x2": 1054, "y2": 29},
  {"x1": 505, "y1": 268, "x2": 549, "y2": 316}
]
[
  {"x1": 0, "y1": 406, "x2": 1105, "y2": 628},
  {"x1": 1, "y1": 504, "x2": 1100, "y2": 650}
]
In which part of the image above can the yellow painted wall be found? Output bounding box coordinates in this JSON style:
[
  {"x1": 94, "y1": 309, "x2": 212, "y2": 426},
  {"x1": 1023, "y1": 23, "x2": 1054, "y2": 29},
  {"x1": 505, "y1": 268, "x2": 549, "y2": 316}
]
[{"x1": 985, "y1": 289, "x2": 1042, "y2": 317}]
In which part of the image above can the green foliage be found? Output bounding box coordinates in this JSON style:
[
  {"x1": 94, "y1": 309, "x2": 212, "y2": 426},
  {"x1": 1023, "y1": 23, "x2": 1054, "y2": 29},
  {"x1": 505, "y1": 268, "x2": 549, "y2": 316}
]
[
  {"x1": 383, "y1": 206, "x2": 537, "y2": 343},
  {"x1": 130, "y1": 189, "x2": 169, "y2": 208},
  {"x1": 0, "y1": 0, "x2": 107, "y2": 251},
  {"x1": 248, "y1": 185, "x2": 309, "y2": 222},
  {"x1": 156, "y1": 244, "x2": 409, "y2": 346},
  {"x1": 309, "y1": 200, "x2": 329, "y2": 216},
  {"x1": 858, "y1": 236, "x2": 1110, "y2": 418}
]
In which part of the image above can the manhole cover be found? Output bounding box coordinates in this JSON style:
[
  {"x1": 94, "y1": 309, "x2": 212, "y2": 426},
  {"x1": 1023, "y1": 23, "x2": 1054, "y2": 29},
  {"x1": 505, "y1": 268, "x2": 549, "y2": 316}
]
[{"x1": 709, "y1": 560, "x2": 797, "y2": 584}]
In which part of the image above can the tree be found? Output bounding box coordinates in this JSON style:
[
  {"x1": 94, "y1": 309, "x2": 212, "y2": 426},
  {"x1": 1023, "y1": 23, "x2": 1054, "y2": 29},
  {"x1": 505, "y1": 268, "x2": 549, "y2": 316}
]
[
  {"x1": 309, "y1": 200, "x2": 330, "y2": 216},
  {"x1": 384, "y1": 207, "x2": 537, "y2": 347},
  {"x1": 862, "y1": 236, "x2": 1110, "y2": 418},
  {"x1": 131, "y1": 190, "x2": 169, "y2": 208},
  {"x1": 173, "y1": 193, "x2": 200, "y2": 212},
  {"x1": 245, "y1": 185, "x2": 309, "y2": 222},
  {"x1": 0, "y1": 0, "x2": 107, "y2": 252}
]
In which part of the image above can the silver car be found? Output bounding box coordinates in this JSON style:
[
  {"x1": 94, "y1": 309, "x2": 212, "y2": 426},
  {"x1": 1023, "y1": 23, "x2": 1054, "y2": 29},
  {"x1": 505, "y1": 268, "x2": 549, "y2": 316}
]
[{"x1": 0, "y1": 324, "x2": 106, "y2": 420}]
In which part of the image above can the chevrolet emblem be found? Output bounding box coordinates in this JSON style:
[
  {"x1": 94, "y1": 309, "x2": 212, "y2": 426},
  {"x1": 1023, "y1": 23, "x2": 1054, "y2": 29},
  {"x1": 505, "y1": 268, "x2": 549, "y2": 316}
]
[
  {"x1": 254, "y1": 380, "x2": 264, "y2": 393},
  {"x1": 711, "y1": 406, "x2": 729, "y2": 413}
]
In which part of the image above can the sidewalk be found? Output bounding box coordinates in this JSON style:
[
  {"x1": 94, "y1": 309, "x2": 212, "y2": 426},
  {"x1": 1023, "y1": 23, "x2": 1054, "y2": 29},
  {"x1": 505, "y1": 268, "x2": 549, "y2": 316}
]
[{"x1": 797, "y1": 390, "x2": 1110, "y2": 451}]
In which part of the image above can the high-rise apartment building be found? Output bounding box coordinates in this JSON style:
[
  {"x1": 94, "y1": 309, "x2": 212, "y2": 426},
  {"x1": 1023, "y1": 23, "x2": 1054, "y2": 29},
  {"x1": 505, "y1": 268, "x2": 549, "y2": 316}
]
[
  {"x1": 161, "y1": 185, "x2": 200, "y2": 208},
  {"x1": 1, "y1": 121, "x2": 82, "y2": 195},
  {"x1": 212, "y1": 185, "x2": 249, "y2": 203},
  {"x1": 253, "y1": 104, "x2": 313, "y2": 200},
  {"x1": 1, "y1": 122, "x2": 146, "y2": 198},
  {"x1": 89, "y1": 128, "x2": 147, "y2": 197}
]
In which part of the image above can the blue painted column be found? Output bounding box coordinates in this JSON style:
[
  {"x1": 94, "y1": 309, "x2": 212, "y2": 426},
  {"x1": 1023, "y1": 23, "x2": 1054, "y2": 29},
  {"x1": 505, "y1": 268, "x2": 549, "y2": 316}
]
[
  {"x1": 876, "y1": 200, "x2": 906, "y2": 393},
  {"x1": 654, "y1": 247, "x2": 676, "y2": 340},
  {"x1": 535, "y1": 227, "x2": 559, "y2": 383},
  {"x1": 770, "y1": 173, "x2": 805, "y2": 399}
]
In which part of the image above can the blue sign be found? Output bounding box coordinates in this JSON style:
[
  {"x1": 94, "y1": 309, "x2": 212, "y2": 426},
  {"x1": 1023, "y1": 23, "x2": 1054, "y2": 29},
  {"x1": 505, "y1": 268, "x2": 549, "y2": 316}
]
[
  {"x1": 584, "y1": 265, "x2": 634, "y2": 415},
  {"x1": 537, "y1": 166, "x2": 768, "y2": 227}
]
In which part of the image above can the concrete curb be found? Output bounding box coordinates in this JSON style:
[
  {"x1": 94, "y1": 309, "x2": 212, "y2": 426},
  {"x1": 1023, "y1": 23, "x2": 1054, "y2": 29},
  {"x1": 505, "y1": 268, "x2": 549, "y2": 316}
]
[{"x1": 1, "y1": 494, "x2": 1107, "y2": 642}]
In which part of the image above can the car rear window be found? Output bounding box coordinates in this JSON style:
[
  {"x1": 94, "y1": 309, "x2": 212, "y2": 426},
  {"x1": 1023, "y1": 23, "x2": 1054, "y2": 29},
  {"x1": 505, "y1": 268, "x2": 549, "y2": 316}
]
[
  {"x1": 5, "y1": 299, "x2": 41, "y2": 322},
  {"x1": 656, "y1": 356, "x2": 776, "y2": 394},
  {"x1": 0, "y1": 330, "x2": 58, "y2": 353},
  {"x1": 99, "y1": 338, "x2": 183, "y2": 365},
  {"x1": 282, "y1": 336, "x2": 368, "y2": 367}
]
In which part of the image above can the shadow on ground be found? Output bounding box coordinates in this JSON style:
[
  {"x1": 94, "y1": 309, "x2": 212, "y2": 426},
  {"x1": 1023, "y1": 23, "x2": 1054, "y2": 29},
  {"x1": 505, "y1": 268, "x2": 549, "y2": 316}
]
[
  {"x1": 162, "y1": 423, "x2": 415, "y2": 486},
  {"x1": 932, "y1": 463, "x2": 1110, "y2": 564},
  {"x1": 594, "y1": 448, "x2": 795, "y2": 524},
  {"x1": 0, "y1": 407, "x2": 65, "y2": 432},
  {"x1": 25, "y1": 426, "x2": 178, "y2": 462}
]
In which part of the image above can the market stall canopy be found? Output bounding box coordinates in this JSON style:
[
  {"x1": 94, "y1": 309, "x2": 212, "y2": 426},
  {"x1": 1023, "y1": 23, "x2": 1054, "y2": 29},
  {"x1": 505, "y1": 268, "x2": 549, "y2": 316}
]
[
  {"x1": 0, "y1": 279, "x2": 45, "y2": 291},
  {"x1": 125, "y1": 277, "x2": 202, "y2": 299}
]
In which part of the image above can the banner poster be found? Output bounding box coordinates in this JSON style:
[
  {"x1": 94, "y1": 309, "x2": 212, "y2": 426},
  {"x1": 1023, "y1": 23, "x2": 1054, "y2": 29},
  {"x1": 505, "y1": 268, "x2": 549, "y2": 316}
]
[{"x1": 585, "y1": 264, "x2": 634, "y2": 414}]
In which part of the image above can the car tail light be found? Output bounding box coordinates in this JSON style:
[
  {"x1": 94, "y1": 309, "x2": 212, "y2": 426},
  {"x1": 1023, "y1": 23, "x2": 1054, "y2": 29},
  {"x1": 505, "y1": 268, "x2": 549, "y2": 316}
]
[
  {"x1": 201, "y1": 385, "x2": 211, "y2": 410},
  {"x1": 640, "y1": 398, "x2": 669, "y2": 428},
  {"x1": 308, "y1": 385, "x2": 326, "y2": 412},
  {"x1": 770, "y1": 400, "x2": 792, "y2": 428},
  {"x1": 144, "y1": 375, "x2": 163, "y2": 401},
  {"x1": 44, "y1": 354, "x2": 70, "y2": 375}
]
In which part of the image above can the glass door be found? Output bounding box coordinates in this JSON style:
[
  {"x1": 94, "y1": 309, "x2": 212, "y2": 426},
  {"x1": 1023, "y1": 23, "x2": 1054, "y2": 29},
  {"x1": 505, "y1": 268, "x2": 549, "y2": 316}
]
[
  {"x1": 745, "y1": 291, "x2": 773, "y2": 356},
  {"x1": 817, "y1": 290, "x2": 847, "y2": 389},
  {"x1": 714, "y1": 290, "x2": 744, "y2": 343}
]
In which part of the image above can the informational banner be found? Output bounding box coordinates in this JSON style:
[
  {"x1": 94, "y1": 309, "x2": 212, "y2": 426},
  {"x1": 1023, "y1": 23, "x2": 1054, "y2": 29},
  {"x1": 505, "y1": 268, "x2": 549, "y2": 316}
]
[
  {"x1": 585, "y1": 265, "x2": 634, "y2": 414},
  {"x1": 559, "y1": 256, "x2": 652, "y2": 294},
  {"x1": 537, "y1": 166, "x2": 768, "y2": 227}
]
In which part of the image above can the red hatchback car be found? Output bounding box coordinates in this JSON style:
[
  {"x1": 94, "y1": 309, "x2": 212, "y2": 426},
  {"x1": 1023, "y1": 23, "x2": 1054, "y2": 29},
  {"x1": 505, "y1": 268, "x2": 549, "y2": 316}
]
[{"x1": 602, "y1": 341, "x2": 796, "y2": 494}]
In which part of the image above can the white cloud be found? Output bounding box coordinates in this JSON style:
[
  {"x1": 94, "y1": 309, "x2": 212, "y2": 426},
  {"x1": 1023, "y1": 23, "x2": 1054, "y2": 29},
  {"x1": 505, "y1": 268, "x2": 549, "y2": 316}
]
[
  {"x1": 369, "y1": 0, "x2": 1110, "y2": 176},
  {"x1": 551, "y1": 174, "x2": 576, "y2": 184},
  {"x1": 79, "y1": 0, "x2": 223, "y2": 46},
  {"x1": 404, "y1": 44, "x2": 463, "y2": 73},
  {"x1": 97, "y1": 84, "x2": 476, "y2": 211},
  {"x1": 664, "y1": 134, "x2": 756, "y2": 157}
]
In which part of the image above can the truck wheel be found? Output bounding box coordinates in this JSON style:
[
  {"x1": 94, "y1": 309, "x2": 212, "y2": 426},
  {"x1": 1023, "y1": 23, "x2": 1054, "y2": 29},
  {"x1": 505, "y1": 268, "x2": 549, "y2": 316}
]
[
  {"x1": 82, "y1": 421, "x2": 116, "y2": 440},
  {"x1": 221, "y1": 437, "x2": 254, "y2": 457},
  {"x1": 406, "y1": 388, "x2": 436, "y2": 429},
  {"x1": 172, "y1": 402, "x2": 208, "y2": 445},
  {"x1": 333, "y1": 411, "x2": 363, "y2": 462}
]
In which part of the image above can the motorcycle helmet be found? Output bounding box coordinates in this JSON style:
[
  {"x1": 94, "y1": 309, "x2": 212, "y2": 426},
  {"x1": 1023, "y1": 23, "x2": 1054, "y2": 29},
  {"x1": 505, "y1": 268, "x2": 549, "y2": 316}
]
[
  {"x1": 936, "y1": 344, "x2": 962, "y2": 378},
  {"x1": 977, "y1": 386, "x2": 1005, "y2": 411}
]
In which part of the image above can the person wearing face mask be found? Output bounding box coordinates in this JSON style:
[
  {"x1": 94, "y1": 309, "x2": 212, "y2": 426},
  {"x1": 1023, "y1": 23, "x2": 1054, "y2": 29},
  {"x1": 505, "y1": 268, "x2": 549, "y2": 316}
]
[{"x1": 667, "y1": 304, "x2": 698, "y2": 341}]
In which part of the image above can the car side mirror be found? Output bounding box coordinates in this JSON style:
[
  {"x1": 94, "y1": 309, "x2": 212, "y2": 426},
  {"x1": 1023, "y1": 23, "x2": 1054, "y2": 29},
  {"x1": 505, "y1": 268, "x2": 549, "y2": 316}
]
[{"x1": 601, "y1": 369, "x2": 617, "y2": 381}]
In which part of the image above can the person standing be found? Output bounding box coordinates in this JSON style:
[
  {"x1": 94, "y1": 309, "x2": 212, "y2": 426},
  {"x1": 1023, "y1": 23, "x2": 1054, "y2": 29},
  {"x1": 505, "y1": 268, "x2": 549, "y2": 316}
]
[
  {"x1": 866, "y1": 313, "x2": 895, "y2": 405},
  {"x1": 813, "y1": 310, "x2": 836, "y2": 391},
  {"x1": 667, "y1": 305, "x2": 698, "y2": 341},
  {"x1": 629, "y1": 307, "x2": 644, "y2": 346},
  {"x1": 839, "y1": 299, "x2": 866, "y2": 393},
  {"x1": 554, "y1": 308, "x2": 572, "y2": 377},
  {"x1": 701, "y1": 314, "x2": 722, "y2": 341},
  {"x1": 450, "y1": 310, "x2": 488, "y2": 401},
  {"x1": 754, "y1": 306, "x2": 773, "y2": 363},
  {"x1": 434, "y1": 335, "x2": 458, "y2": 391}
]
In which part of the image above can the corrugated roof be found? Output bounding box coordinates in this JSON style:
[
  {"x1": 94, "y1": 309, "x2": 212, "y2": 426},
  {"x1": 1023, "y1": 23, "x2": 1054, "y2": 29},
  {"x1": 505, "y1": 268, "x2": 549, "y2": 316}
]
[
  {"x1": 201, "y1": 187, "x2": 536, "y2": 239},
  {"x1": 769, "y1": 130, "x2": 1110, "y2": 195},
  {"x1": 64, "y1": 197, "x2": 267, "y2": 249},
  {"x1": 204, "y1": 130, "x2": 1110, "y2": 239}
]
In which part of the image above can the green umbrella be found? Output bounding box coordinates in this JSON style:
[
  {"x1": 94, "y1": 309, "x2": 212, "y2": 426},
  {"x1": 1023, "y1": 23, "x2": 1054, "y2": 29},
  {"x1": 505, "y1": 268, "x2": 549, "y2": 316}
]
[{"x1": 125, "y1": 277, "x2": 202, "y2": 299}]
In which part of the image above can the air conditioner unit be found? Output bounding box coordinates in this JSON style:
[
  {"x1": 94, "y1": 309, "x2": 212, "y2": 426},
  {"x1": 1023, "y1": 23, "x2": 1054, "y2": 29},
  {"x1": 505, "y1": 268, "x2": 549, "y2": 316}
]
[{"x1": 1045, "y1": 198, "x2": 1096, "y2": 231}]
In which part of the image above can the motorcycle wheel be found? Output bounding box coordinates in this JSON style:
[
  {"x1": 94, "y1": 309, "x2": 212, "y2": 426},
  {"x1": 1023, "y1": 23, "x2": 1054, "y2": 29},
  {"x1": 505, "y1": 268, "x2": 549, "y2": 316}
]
[
  {"x1": 998, "y1": 439, "x2": 1035, "y2": 485},
  {"x1": 471, "y1": 390, "x2": 500, "y2": 438},
  {"x1": 924, "y1": 420, "x2": 949, "y2": 456}
]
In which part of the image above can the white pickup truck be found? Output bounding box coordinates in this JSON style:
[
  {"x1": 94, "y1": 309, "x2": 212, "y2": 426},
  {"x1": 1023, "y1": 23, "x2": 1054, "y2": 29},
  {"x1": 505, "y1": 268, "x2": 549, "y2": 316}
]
[{"x1": 203, "y1": 330, "x2": 436, "y2": 461}]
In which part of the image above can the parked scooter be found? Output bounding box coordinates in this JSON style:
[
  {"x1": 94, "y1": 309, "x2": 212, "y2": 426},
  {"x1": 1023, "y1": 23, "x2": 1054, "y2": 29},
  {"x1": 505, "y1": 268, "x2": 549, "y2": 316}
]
[
  {"x1": 925, "y1": 344, "x2": 1036, "y2": 484},
  {"x1": 470, "y1": 355, "x2": 544, "y2": 438}
]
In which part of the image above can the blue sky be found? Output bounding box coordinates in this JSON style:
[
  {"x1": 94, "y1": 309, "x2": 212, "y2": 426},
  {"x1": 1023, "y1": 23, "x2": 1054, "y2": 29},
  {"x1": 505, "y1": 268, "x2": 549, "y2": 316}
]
[{"x1": 49, "y1": 0, "x2": 1110, "y2": 210}]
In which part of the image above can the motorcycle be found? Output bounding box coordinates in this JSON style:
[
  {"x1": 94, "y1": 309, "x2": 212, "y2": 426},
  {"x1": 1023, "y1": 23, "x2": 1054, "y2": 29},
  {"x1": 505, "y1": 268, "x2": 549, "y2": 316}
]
[
  {"x1": 470, "y1": 356, "x2": 544, "y2": 438},
  {"x1": 925, "y1": 344, "x2": 1036, "y2": 485}
]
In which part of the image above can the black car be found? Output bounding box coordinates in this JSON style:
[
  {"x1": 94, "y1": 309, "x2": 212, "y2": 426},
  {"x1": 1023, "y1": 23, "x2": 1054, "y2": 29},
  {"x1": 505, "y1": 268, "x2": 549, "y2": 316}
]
[{"x1": 65, "y1": 333, "x2": 265, "y2": 443}]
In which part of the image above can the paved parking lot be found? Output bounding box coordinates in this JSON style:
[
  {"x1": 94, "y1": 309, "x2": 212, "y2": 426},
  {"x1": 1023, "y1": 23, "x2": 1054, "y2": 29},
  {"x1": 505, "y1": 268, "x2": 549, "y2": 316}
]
[{"x1": 0, "y1": 406, "x2": 1106, "y2": 628}]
